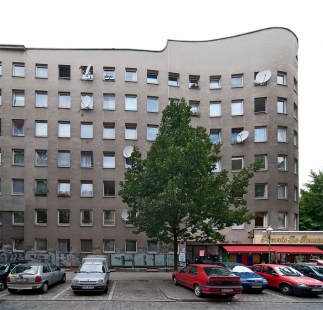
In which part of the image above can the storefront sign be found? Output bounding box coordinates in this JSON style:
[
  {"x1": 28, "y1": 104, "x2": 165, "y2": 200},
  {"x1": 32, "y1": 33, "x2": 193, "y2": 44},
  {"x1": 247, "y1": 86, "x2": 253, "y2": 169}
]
[
  {"x1": 255, "y1": 234, "x2": 323, "y2": 244},
  {"x1": 199, "y1": 250, "x2": 205, "y2": 256}
]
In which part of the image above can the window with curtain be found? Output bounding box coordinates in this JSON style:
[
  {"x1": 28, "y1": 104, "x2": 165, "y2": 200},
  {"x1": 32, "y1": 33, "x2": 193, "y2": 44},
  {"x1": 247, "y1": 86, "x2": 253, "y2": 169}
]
[
  {"x1": 147, "y1": 97, "x2": 158, "y2": 112},
  {"x1": 254, "y1": 127, "x2": 267, "y2": 142},
  {"x1": 125, "y1": 125, "x2": 137, "y2": 139},
  {"x1": 36, "y1": 92, "x2": 48, "y2": 107},
  {"x1": 125, "y1": 95, "x2": 137, "y2": 111},
  {"x1": 58, "y1": 93, "x2": 71, "y2": 108},
  {"x1": 231, "y1": 100, "x2": 243, "y2": 115},
  {"x1": 81, "y1": 152, "x2": 93, "y2": 168},
  {"x1": 278, "y1": 127, "x2": 287, "y2": 142},
  {"x1": 103, "y1": 124, "x2": 115, "y2": 139},
  {"x1": 12, "y1": 179, "x2": 24, "y2": 195},
  {"x1": 58, "y1": 122, "x2": 70, "y2": 137},
  {"x1": 210, "y1": 102, "x2": 221, "y2": 117},
  {"x1": 103, "y1": 94, "x2": 115, "y2": 110},
  {"x1": 12, "y1": 150, "x2": 24, "y2": 165},
  {"x1": 81, "y1": 123, "x2": 93, "y2": 138},
  {"x1": 103, "y1": 153, "x2": 115, "y2": 168},
  {"x1": 35, "y1": 121, "x2": 48, "y2": 137},
  {"x1": 12, "y1": 120, "x2": 24, "y2": 136},
  {"x1": 58, "y1": 151, "x2": 70, "y2": 167}
]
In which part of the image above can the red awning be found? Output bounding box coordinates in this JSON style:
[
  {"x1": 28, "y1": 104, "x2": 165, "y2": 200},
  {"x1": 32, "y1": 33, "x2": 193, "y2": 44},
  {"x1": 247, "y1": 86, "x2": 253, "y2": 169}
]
[{"x1": 223, "y1": 245, "x2": 273, "y2": 254}]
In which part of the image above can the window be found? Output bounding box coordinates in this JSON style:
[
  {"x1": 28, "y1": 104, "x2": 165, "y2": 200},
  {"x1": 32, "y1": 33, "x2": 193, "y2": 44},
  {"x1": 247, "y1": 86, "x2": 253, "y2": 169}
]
[
  {"x1": 125, "y1": 240, "x2": 137, "y2": 252},
  {"x1": 36, "y1": 92, "x2": 48, "y2": 107},
  {"x1": 210, "y1": 102, "x2": 221, "y2": 117},
  {"x1": 294, "y1": 158, "x2": 298, "y2": 175},
  {"x1": 210, "y1": 130, "x2": 221, "y2": 143},
  {"x1": 58, "y1": 92, "x2": 71, "y2": 108},
  {"x1": 103, "y1": 123, "x2": 115, "y2": 139},
  {"x1": 231, "y1": 100, "x2": 243, "y2": 115},
  {"x1": 59, "y1": 65, "x2": 71, "y2": 79},
  {"x1": 0, "y1": 89, "x2": 2, "y2": 106},
  {"x1": 35, "y1": 180, "x2": 47, "y2": 196},
  {"x1": 294, "y1": 186, "x2": 298, "y2": 202},
  {"x1": 278, "y1": 155, "x2": 287, "y2": 170},
  {"x1": 147, "y1": 70, "x2": 158, "y2": 84},
  {"x1": 254, "y1": 97, "x2": 266, "y2": 113},
  {"x1": 36, "y1": 239, "x2": 47, "y2": 251},
  {"x1": 0, "y1": 149, "x2": 1, "y2": 165},
  {"x1": 294, "y1": 131, "x2": 298, "y2": 147},
  {"x1": 232, "y1": 223, "x2": 245, "y2": 230},
  {"x1": 12, "y1": 179, "x2": 24, "y2": 195},
  {"x1": 103, "y1": 240, "x2": 115, "y2": 252},
  {"x1": 81, "y1": 123, "x2": 93, "y2": 138},
  {"x1": 255, "y1": 212, "x2": 267, "y2": 228},
  {"x1": 125, "y1": 124, "x2": 137, "y2": 140},
  {"x1": 58, "y1": 239, "x2": 70, "y2": 252},
  {"x1": 125, "y1": 68, "x2": 137, "y2": 82},
  {"x1": 294, "y1": 214, "x2": 298, "y2": 230},
  {"x1": 58, "y1": 180, "x2": 70, "y2": 197},
  {"x1": 12, "y1": 149, "x2": 24, "y2": 165},
  {"x1": 125, "y1": 157, "x2": 132, "y2": 168},
  {"x1": 103, "y1": 68, "x2": 115, "y2": 81},
  {"x1": 103, "y1": 94, "x2": 115, "y2": 110},
  {"x1": 125, "y1": 95, "x2": 137, "y2": 111},
  {"x1": 255, "y1": 184, "x2": 268, "y2": 199},
  {"x1": 255, "y1": 155, "x2": 267, "y2": 170},
  {"x1": 103, "y1": 210, "x2": 115, "y2": 226},
  {"x1": 0, "y1": 179, "x2": 1, "y2": 195},
  {"x1": 231, "y1": 74, "x2": 243, "y2": 87},
  {"x1": 147, "y1": 97, "x2": 158, "y2": 112},
  {"x1": 189, "y1": 75, "x2": 200, "y2": 89},
  {"x1": 13, "y1": 239, "x2": 24, "y2": 251},
  {"x1": 36, "y1": 64, "x2": 48, "y2": 78},
  {"x1": 58, "y1": 122, "x2": 70, "y2": 138},
  {"x1": 13, "y1": 63, "x2": 25, "y2": 77},
  {"x1": 81, "y1": 181, "x2": 93, "y2": 197},
  {"x1": 103, "y1": 152, "x2": 115, "y2": 168},
  {"x1": 58, "y1": 210, "x2": 70, "y2": 226},
  {"x1": 212, "y1": 159, "x2": 221, "y2": 172},
  {"x1": 81, "y1": 210, "x2": 93, "y2": 225},
  {"x1": 13, "y1": 90, "x2": 25, "y2": 106},
  {"x1": 147, "y1": 125, "x2": 158, "y2": 141},
  {"x1": 278, "y1": 213, "x2": 287, "y2": 229},
  {"x1": 81, "y1": 239, "x2": 92, "y2": 252},
  {"x1": 35, "y1": 210, "x2": 47, "y2": 225},
  {"x1": 35, "y1": 121, "x2": 48, "y2": 137},
  {"x1": 231, "y1": 128, "x2": 243, "y2": 144},
  {"x1": 168, "y1": 98, "x2": 179, "y2": 104},
  {"x1": 210, "y1": 76, "x2": 221, "y2": 89},
  {"x1": 277, "y1": 71, "x2": 286, "y2": 85},
  {"x1": 278, "y1": 127, "x2": 287, "y2": 142},
  {"x1": 232, "y1": 157, "x2": 243, "y2": 171},
  {"x1": 147, "y1": 240, "x2": 158, "y2": 253},
  {"x1": 81, "y1": 93, "x2": 93, "y2": 109},
  {"x1": 13, "y1": 212, "x2": 24, "y2": 225},
  {"x1": 277, "y1": 98, "x2": 286, "y2": 114},
  {"x1": 189, "y1": 101, "x2": 200, "y2": 116},
  {"x1": 168, "y1": 73, "x2": 179, "y2": 86},
  {"x1": 294, "y1": 103, "x2": 298, "y2": 120},
  {"x1": 293, "y1": 78, "x2": 298, "y2": 93},
  {"x1": 254, "y1": 127, "x2": 267, "y2": 142},
  {"x1": 81, "y1": 151, "x2": 93, "y2": 168},
  {"x1": 80, "y1": 65, "x2": 93, "y2": 80},
  {"x1": 58, "y1": 151, "x2": 70, "y2": 167},
  {"x1": 103, "y1": 181, "x2": 115, "y2": 197},
  {"x1": 0, "y1": 62, "x2": 2, "y2": 75},
  {"x1": 278, "y1": 184, "x2": 287, "y2": 199},
  {"x1": 35, "y1": 150, "x2": 47, "y2": 166}
]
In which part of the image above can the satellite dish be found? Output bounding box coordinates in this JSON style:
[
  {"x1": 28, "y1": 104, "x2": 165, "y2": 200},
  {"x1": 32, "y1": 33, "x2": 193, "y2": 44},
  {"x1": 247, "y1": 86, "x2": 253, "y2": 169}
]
[
  {"x1": 81, "y1": 95, "x2": 91, "y2": 108},
  {"x1": 121, "y1": 210, "x2": 129, "y2": 222},
  {"x1": 255, "y1": 69, "x2": 272, "y2": 84},
  {"x1": 85, "y1": 63, "x2": 91, "y2": 76},
  {"x1": 123, "y1": 146, "x2": 133, "y2": 158},
  {"x1": 237, "y1": 130, "x2": 249, "y2": 143}
]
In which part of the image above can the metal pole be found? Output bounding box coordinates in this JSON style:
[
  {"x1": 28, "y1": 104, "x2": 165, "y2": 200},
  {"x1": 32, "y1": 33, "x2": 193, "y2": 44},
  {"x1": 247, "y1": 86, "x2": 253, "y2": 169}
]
[{"x1": 268, "y1": 234, "x2": 271, "y2": 263}]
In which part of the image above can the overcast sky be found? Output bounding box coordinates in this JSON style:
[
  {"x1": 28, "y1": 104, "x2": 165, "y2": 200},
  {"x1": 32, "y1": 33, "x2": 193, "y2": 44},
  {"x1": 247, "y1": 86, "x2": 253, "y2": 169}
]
[{"x1": 1, "y1": 0, "x2": 322, "y2": 188}]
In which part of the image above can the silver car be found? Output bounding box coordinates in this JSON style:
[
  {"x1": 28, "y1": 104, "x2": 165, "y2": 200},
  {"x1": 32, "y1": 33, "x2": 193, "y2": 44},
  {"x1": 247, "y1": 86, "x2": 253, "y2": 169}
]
[{"x1": 7, "y1": 262, "x2": 66, "y2": 294}]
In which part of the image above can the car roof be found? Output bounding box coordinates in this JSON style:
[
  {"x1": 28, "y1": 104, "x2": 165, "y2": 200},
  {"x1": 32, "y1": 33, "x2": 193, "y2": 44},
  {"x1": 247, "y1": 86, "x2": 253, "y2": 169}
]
[{"x1": 188, "y1": 264, "x2": 224, "y2": 268}]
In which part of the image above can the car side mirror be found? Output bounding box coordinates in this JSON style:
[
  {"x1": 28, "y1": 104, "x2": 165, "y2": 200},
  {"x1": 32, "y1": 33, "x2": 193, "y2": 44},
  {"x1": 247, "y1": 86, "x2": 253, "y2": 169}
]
[{"x1": 271, "y1": 272, "x2": 277, "y2": 276}]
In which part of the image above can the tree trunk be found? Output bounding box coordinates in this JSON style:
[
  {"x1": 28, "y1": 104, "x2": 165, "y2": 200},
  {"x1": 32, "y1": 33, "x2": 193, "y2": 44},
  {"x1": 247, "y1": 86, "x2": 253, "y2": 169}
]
[{"x1": 173, "y1": 233, "x2": 178, "y2": 271}]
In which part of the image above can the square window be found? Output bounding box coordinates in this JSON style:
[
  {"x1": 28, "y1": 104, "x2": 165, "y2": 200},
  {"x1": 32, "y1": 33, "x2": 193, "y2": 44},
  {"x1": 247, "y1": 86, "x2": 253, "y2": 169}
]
[
  {"x1": 294, "y1": 103, "x2": 298, "y2": 120},
  {"x1": 103, "y1": 123, "x2": 115, "y2": 139},
  {"x1": 59, "y1": 65, "x2": 71, "y2": 79},
  {"x1": 210, "y1": 130, "x2": 221, "y2": 143},
  {"x1": 58, "y1": 181, "x2": 70, "y2": 196},
  {"x1": 232, "y1": 157, "x2": 243, "y2": 171},
  {"x1": 294, "y1": 131, "x2": 298, "y2": 147},
  {"x1": 278, "y1": 184, "x2": 287, "y2": 199},
  {"x1": 81, "y1": 94, "x2": 93, "y2": 109},
  {"x1": 81, "y1": 123, "x2": 93, "y2": 138},
  {"x1": 36, "y1": 210, "x2": 47, "y2": 225},
  {"x1": 210, "y1": 102, "x2": 221, "y2": 117},
  {"x1": 35, "y1": 180, "x2": 47, "y2": 196},
  {"x1": 278, "y1": 213, "x2": 287, "y2": 229},
  {"x1": 125, "y1": 240, "x2": 137, "y2": 252},
  {"x1": 13, "y1": 239, "x2": 24, "y2": 251},
  {"x1": 12, "y1": 179, "x2": 24, "y2": 195},
  {"x1": 277, "y1": 98, "x2": 286, "y2": 114},
  {"x1": 278, "y1": 155, "x2": 287, "y2": 170},
  {"x1": 231, "y1": 100, "x2": 243, "y2": 115},
  {"x1": 58, "y1": 122, "x2": 70, "y2": 138},
  {"x1": 212, "y1": 159, "x2": 221, "y2": 172},
  {"x1": 277, "y1": 72, "x2": 286, "y2": 85},
  {"x1": 81, "y1": 151, "x2": 93, "y2": 168},
  {"x1": 125, "y1": 124, "x2": 137, "y2": 140},
  {"x1": 36, "y1": 239, "x2": 47, "y2": 251},
  {"x1": 125, "y1": 95, "x2": 137, "y2": 111},
  {"x1": 103, "y1": 210, "x2": 115, "y2": 226},
  {"x1": 13, "y1": 63, "x2": 25, "y2": 77},
  {"x1": 147, "y1": 240, "x2": 158, "y2": 253},
  {"x1": 35, "y1": 150, "x2": 47, "y2": 166},
  {"x1": 278, "y1": 127, "x2": 287, "y2": 142},
  {"x1": 254, "y1": 127, "x2": 267, "y2": 142},
  {"x1": 189, "y1": 101, "x2": 200, "y2": 116},
  {"x1": 58, "y1": 239, "x2": 70, "y2": 252},
  {"x1": 13, "y1": 91, "x2": 25, "y2": 106},
  {"x1": 255, "y1": 155, "x2": 267, "y2": 170},
  {"x1": 147, "y1": 125, "x2": 158, "y2": 141},
  {"x1": 210, "y1": 76, "x2": 221, "y2": 89},
  {"x1": 125, "y1": 69, "x2": 137, "y2": 82},
  {"x1": 103, "y1": 94, "x2": 115, "y2": 110},
  {"x1": 103, "y1": 68, "x2": 115, "y2": 81},
  {"x1": 58, "y1": 93, "x2": 71, "y2": 108},
  {"x1": 103, "y1": 240, "x2": 115, "y2": 252},
  {"x1": 58, "y1": 210, "x2": 70, "y2": 226},
  {"x1": 12, "y1": 149, "x2": 24, "y2": 166},
  {"x1": 13, "y1": 212, "x2": 24, "y2": 224},
  {"x1": 103, "y1": 181, "x2": 115, "y2": 197},
  {"x1": 255, "y1": 212, "x2": 267, "y2": 228},
  {"x1": 168, "y1": 73, "x2": 179, "y2": 86},
  {"x1": 231, "y1": 128, "x2": 243, "y2": 144},
  {"x1": 254, "y1": 97, "x2": 266, "y2": 113},
  {"x1": 189, "y1": 75, "x2": 200, "y2": 89},
  {"x1": 103, "y1": 153, "x2": 115, "y2": 168},
  {"x1": 81, "y1": 210, "x2": 93, "y2": 225},
  {"x1": 36, "y1": 92, "x2": 48, "y2": 107},
  {"x1": 255, "y1": 184, "x2": 267, "y2": 199},
  {"x1": 36, "y1": 64, "x2": 48, "y2": 78},
  {"x1": 231, "y1": 74, "x2": 243, "y2": 87},
  {"x1": 147, "y1": 97, "x2": 158, "y2": 112},
  {"x1": 147, "y1": 70, "x2": 158, "y2": 84},
  {"x1": 81, "y1": 182, "x2": 93, "y2": 197},
  {"x1": 80, "y1": 65, "x2": 93, "y2": 80},
  {"x1": 35, "y1": 121, "x2": 48, "y2": 137},
  {"x1": 58, "y1": 151, "x2": 70, "y2": 167},
  {"x1": 81, "y1": 239, "x2": 92, "y2": 252}
]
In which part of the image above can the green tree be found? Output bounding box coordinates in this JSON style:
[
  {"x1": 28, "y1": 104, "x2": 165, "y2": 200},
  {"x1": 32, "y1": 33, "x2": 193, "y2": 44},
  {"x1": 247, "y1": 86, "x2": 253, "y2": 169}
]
[
  {"x1": 119, "y1": 99, "x2": 260, "y2": 270},
  {"x1": 299, "y1": 169, "x2": 323, "y2": 231}
]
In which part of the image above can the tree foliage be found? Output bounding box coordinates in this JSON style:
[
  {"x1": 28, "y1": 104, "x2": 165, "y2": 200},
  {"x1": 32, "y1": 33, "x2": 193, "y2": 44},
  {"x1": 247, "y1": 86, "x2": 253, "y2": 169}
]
[
  {"x1": 299, "y1": 169, "x2": 323, "y2": 231},
  {"x1": 119, "y1": 99, "x2": 260, "y2": 270}
]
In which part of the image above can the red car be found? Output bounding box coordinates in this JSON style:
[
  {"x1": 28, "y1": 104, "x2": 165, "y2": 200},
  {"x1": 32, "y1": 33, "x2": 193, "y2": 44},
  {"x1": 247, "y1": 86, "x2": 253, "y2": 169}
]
[
  {"x1": 250, "y1": 264, "x2": 323, "y2": 296},
  {"x1": 172, "y1": 264, "x2": 242, "y2": 297}
]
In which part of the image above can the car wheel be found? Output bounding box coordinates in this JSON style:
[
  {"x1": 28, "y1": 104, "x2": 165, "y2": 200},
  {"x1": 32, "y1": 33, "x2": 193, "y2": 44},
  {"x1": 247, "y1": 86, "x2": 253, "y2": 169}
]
[
  {"x1": 40, "y1": 282, "x2": 48, "y2": 294},
  {"x1": 280, "y1": 284, "x2": 293, "y2": 295},
  {"x1": 60, "y1": 274, "x2": 66, "y2": 283},
  {"x1": 194, "y1": 284, "x2": 203, "y2": 298},
  {"x1": 8, "y1": 288, "x2": 17, "y2": 294},
  {"x1": 173, "y1": 276, "x2": 179, "y2": 286},
  {"x1": 104, "y1": 284, "x2": 108, "y2": 293},
  {"x1": 0, "y1": 281, "x2": 5, "y2": 291}
]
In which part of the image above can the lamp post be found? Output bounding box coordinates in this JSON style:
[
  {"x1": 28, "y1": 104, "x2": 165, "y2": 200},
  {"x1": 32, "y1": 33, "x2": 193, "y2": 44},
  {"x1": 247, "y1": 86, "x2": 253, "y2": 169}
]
[{"x1": 266, "y1": 226, "x2": 273, "y2": 263}]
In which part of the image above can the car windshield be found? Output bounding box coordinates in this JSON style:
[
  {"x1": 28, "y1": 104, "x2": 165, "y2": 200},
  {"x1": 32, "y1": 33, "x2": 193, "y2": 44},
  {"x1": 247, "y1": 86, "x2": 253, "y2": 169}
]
[
  {"x1": 204, "y1": 267, "x2": 232, "y2": 276},
  {"x1": 313, "y1": 266, "x2": 323, "y2": 275},
  {"x1": 230, "y1": 265, "x2": 253, "y2": 273},
  {"x1": 277, "y1": 266, "x2": 302, "y2": 276},
  {"x1": 11, "y1": 264, "x2": 39, "y2": 275},
  {"x1": 79, "y1": 264, "x2": 103, "y2": 273},
  {"x1": 0, "y1": 264, "x2": 8, "y2": 272}
]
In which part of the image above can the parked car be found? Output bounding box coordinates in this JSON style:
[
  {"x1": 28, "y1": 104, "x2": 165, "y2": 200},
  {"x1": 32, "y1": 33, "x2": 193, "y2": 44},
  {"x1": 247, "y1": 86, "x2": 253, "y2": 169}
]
[
  {"x1": 172, "y1": 264, "x2": 243, "y2": 297},
  {"x1": 284, "y1": 263, "x2": 323, "y2": 282},
  {"x1": 250, "y1": 263, "x2": 323, "y2": 296},
  {"x1": 0, "y1": 260, "x2": 29, "y2": 291},
  {"x1": 214, "y1": 262, "x2": 268, "y2": 292},
  {"x1": 71, "y1": 255, "x2": 110, "y2": 293},
  {"x1": 7, "y1": 262, "x2": 66, "y2": 294},
  {"x1": 309, "y1": 259, "x2": 323, "y2": 265}
]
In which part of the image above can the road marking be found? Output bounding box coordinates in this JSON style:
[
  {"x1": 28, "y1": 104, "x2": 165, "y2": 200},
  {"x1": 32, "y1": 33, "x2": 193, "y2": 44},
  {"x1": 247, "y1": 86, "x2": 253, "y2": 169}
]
[
  {"x1": 51, "y1": 286, "x2": 71, "y2": 300},
  {"x1": 108, "y1": 281, "x2": 116, "y2": 300},
  {"x1": 0, "y1": 292, "x2": 10, "y2": 299}
]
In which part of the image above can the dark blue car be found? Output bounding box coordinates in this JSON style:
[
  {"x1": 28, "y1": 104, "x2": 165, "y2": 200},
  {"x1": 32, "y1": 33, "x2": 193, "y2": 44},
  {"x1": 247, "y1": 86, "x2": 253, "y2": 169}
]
[{"x1": 215, "y1": 262, "x2": 268, "y2": 292}]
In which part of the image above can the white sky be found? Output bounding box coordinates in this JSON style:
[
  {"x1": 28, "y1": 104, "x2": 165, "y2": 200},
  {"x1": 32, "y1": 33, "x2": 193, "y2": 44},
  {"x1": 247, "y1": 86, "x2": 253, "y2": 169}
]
[{"x1": 1, "y1": 0, "x2": 322, "y2": 188}]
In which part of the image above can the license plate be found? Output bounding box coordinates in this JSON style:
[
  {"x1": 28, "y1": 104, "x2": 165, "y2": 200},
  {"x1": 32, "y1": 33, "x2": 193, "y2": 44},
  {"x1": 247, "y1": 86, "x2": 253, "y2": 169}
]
[
  {"x1": 221, "y1": 289, "x2": 233, "y2": 292},
  {"x1": 16, "y1": 278, "x2": 27, "y2": 282},
  {"x1": 251, "y1": 285, "x2": 262, "y2": 288},
  {"x1": 312, "y1": 288, "x2": 322, "y2": 291},
  {"x1": 82, "y1": 286, "x2": 94, "y2": 289}
]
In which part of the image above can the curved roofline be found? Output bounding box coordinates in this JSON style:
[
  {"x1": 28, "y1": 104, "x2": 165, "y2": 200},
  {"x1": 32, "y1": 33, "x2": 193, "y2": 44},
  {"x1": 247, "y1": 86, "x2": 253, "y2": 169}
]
[{"x1": 1, "y1": 27, "x2": 297, "y2": 52}]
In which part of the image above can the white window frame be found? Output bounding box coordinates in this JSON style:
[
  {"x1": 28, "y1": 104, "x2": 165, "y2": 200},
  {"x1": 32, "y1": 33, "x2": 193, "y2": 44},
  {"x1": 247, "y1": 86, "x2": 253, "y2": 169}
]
[
  {"x1": 35, "y1": 92, "x2": 48, "y2": 108},
  {"x1": 13, "y1": 238, "x2": 24, "y2": 252},
  {"x1": 58, "y1": 122, "x2": 70, "y2": 138},
  {"x1": 231, "y1": 100, "x2": 243, "y2": 116},
  {"x1": 125, "y1": 95, "x2": 137, "y2": 111},
  {"x1": 58, "y1": 92, "x2": 71, "y2": 108},
  {"x1": 168, "y1": 73, "x2": 179, "y2": 86},
  {"x1": 80, "y1": 151, "x2": 93, "y2": 168},
  {"x1": 210, "y1": 130, "x2": 221, "y2": 143},
  {"x1": 12, "y1": 179, "x2": 24, "y2": 195},
  {"x1": 125, "y1": 69, "x2": 137, "y2": 82},
  {"x1": 254, "y1": 127, "x2": 267, "y2": 142},
  {"x1": 278, "y1": 184, "x2": 287, "y2": 199},
  {"x1": 81, "y1": 123, "x2": 93, "y2": 138},
  {"x1": 12, "y1": 212, "x2": 24, "y2": 225},
  {"x1": 35, "y1": 150, "x2": 47, "y2": 166},
  {"x1": 210, "y1": 76, "x2": 221, "y2": 89},
  {"x1": 277, "y1": 72, "x2": 286, "y2": 85},
  {"x1": 103, "y1": 123, "x2": 115, "y2": 139},
  {"x1": 35, "y1": 179, "x2": 47, "y2": 196},
  {"x1": 13, "y1": 91, "x2": 25, "y2": 107},
  {"x1": 277, "y1": 98, "x2": 287, "y2": 114},
  {"x1": 231, "y1": 74, "x2": 243, "y2": 88},
  {"x1": 35, "y1": 121, "x2": 48, "y2": 137},
  {"x1": 103, "y1": 94, "x2": 115, "y2": 110},
  {"x1": 232, "y1": 128, "x2": 243, "y2": 144},
  {"x1": 294, "y1": 214, "x2": 298, "y2": 230},
  {"x1": 12, "y1": 120, "x2": 24, "y2": 136},
  {"x1": 36, "y1": 64, "x2": 48, "y2": 78},
  {"x1": 254, "y1": 97, "x2": 266, "y2": 113},
  {"x1": 232, "y1": 157, "x2": 244, "y2": 172},
  {"x1": 35, "y1": 210, "x2": 47, "y2": 226},
  {"x1": 147, "y1": 97, "x2": 158, "y2": 112},
  {"x1": 58, "y1": 151, "x2": 70, "y2": 167},
  {"x1": 125, "y1": 240, "x2": 137, "y2": 253},
  {"x1": 212, "y1": 159, "x2": 221, "y2": 172},
  {"x1": 125, "y1": 125, "x2": 137, "y2": 140},
  {"x1": 81, "y1": 93, "x2": 93, "y2": 109},
  {"x1": 278, "y1": 213, "x2": 287, "y2": 229},
  {"x1": 35, "y1": 239, "x2": 48, "y2": 251},
  {"x1": 278, "y1": 127, "x2": 287, "y2": 142},
  {"x1": 255, "y1": 212, "x2": 268, "y2": 228},
  {"x1": 58, "y1": 65, "x2": 71, "y2": 79},
  {"x1": 103, "y1": 210, "x2": 115, "y2": 226},
  {"x1": 103, "y1": 181, "x2": 115, "y2": 197},
  {"x1": 103, "y1": 240, "x2": 115, "y2": 253},
  {"x1": 12, "y1": 149, "x2": 24, "y2": 166},
  {"x1": 147, "y1": 70, "x2": 158, "y2": 84},
  {"x1": 80, "y1": 210, "x2": 93, "y2": 226},
  {"x1": 255, "y1": 184, "x2": 268, "y2": 199},
  {"x1": 58, "y1": 181, "x2": 70, "y2": 196},
  {"x1": 278, "y1": 155, "x2": 287, "y2": 170},
  {"x1": 189, "y1": 75, "x2": 200, "y2": 89},
  {"x1": 58, "y1": 210, "x2": 70, "y2": 226},
  {"x1": 210, "y1": 102, "x2": 221, "y2": 117},
  {"x1": 147, "y1": 125, "x2": 158, "y2": 141},
  {"x1": 232, "y1": 223, "x2": 245, "y2": 230},
  {"x1": 189, "y1": 101, "x2": 200, "y2": 115},
  {"x1": 103, "y1": 68, "x2": 115, "y2": 81},
  {"x1": 81, "y1": 182, "x2": 93, "y2": 197},
  {"x1": 13, "y1": 63, "x2": 25, "y2": 77},
  {"x1": 103, "y1": 153, "x2": 115, "y2": 168},
  {"x1": 255, "y1": 155, "x2": 267, "y2": 170}
]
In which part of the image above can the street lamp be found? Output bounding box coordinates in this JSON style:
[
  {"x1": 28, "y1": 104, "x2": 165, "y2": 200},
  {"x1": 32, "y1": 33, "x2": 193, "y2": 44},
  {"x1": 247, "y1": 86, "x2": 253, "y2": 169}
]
[{"x1": 266, "y1": 226, "x2": 273, "y2": 263}]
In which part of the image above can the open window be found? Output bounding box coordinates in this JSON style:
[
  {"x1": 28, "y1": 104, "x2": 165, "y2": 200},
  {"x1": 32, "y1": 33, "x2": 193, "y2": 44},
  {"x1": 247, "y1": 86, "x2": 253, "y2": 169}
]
[{"x1": 80, "y1": 64, "x2": 93, "y2": 80}]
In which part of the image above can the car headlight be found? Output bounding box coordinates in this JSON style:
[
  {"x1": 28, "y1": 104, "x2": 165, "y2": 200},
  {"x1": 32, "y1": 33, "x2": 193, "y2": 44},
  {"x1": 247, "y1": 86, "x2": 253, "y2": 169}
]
[
  {"x1": 297, "y1": 283, "x2": 307, "y2": 287},
  {"x1": 72, "y1": 279, "x2": 79, "y2": 284},
  {"x1": 240, "y1": 279, "x2": 247, "y2": 282},
  {"x1": 263, "y1": 280, "x2": 268, "y2": 283},
  {"x1": 98, "y1": 279, "x2": 104, "y2": 283}
]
